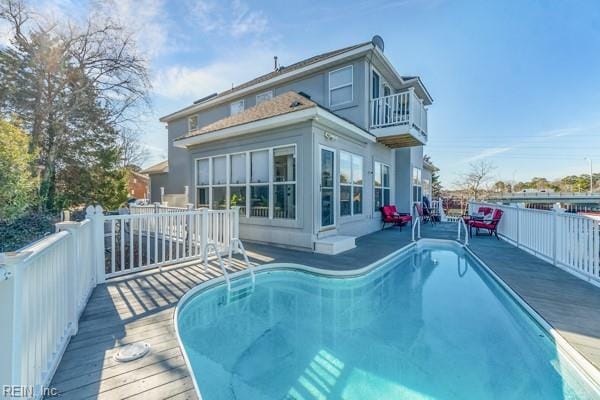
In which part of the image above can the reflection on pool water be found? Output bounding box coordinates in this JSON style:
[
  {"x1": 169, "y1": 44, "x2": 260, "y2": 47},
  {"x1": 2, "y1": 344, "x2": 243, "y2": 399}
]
[{"x1": 177, "y1": 242, "x2": 599, "y2": 399}]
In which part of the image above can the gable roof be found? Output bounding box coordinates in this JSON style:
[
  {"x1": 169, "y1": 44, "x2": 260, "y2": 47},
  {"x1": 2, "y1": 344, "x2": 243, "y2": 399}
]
[
  {"x1": 177, "y1": 92, "x2": 317, "y2": 140},
  {"x1": 160, "y1": 41, "x2": 374, "y2": 123},
  {"x1": 141, "y1": 160, "x2": 168, "y2": 175}
]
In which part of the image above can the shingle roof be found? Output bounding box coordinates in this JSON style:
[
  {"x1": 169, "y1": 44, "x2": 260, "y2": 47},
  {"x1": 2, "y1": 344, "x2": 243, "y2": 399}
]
[
  {"x1": 161, "y1": 41, "x2": 373, "y2": 122},
  {"x1": 210, "y1": 42, "x2": 370, "y2": 101},
  {"x1": 177, "y1": 91, "x2": 317, "y2": 141},
  {"x1": 141, "y1": 160, "x2": 168, "y2": 174}
]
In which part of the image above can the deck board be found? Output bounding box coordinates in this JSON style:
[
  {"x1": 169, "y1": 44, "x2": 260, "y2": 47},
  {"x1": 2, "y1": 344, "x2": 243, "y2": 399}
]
[{"x1": 48, "y1": 223, "x2": 600, "y2": 399}]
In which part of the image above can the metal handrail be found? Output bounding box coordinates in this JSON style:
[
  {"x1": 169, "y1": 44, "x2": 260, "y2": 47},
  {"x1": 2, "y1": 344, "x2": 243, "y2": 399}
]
[
  {"x1": 204, "y1": 242, "x2": 230, "y2": 291},
  {"x1": 412, "y1": 216, "x2": 421, "y2": 242},
  {"x1": 457, "y1": 217, "x2": 469, "y2": 245},
  {"x1": 228, "y1": 238, "x2": 254, "y2": 286}
]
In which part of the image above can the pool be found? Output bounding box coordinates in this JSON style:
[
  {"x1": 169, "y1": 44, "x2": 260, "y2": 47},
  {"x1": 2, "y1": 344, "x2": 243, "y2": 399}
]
[{"x1": 177, "y1": 241, "x2": 599, "y2": 399}]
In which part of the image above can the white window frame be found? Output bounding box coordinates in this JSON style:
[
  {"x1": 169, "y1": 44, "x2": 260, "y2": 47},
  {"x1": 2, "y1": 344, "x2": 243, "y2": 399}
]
[
  {"x1": 412, "y1": 166, "x2": 422, "y2": 203},
  {"x1": 188, "y1": 115, "x2": 198, "y2": 131},
  {"x1": 256, "y1": 91, "x2": 273, "y2": 105},
  {"x1": 272, "y1": 145, "x2": 297, "y2": 220},
  {"x1": 230, "y1": 99, "x2": 245, "y2": 115},
  {"x1": 193, "y1": 144, "x2": 297, "y2": 221},
  {"x1": 339, "y1": 150, "x2": 363, "y2": 217},
  {"x1": 374, "y1": 161, "x2": 391, "y2": 212},
  {"x1": 329, "y1": 65, "x2": 354, "y2": 107}
]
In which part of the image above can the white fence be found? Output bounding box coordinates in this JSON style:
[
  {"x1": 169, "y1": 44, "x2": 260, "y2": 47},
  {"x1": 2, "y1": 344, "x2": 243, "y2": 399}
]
[
  {"x1": 0, "y1": 205, "x2": 240, "y2": 398},
  {"x1": 470, "y1": 202, "x2": 600, "y2": 285}
]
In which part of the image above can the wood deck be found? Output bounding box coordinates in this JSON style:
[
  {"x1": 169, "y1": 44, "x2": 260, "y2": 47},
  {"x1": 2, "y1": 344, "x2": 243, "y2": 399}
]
[{"x1": 49, "y1": 223, "x2": 600, "y2": 399}]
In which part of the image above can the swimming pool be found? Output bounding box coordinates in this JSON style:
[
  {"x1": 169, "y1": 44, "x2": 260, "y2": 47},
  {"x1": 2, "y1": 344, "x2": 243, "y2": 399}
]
[{"x1": 177, "y1": 241, "x2": 599, "y2": 399}]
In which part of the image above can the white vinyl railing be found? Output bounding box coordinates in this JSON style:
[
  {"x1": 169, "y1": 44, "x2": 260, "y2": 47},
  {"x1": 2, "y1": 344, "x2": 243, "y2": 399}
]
[
  {"x1": 0, "y1": 219, "x2": 96, "y2": 399},
  {"x1": 470, "y1": 201, "x2": 600, "y2": 285},
  {"x1": 370, "y1": 89, "x2": 427, "y2": 135},
  {"x1": 0, "y1": 205, "x2": 242, "y2": 396}
]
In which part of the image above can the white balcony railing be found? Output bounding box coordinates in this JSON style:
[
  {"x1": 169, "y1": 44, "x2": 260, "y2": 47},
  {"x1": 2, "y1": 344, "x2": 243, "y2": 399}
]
[{"x1": 370, "y1": 90, "x2": 427, "y2": 135}]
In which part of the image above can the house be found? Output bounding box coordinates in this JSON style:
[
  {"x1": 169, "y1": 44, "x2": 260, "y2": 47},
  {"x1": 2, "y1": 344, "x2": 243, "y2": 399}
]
[
  {"x1": 141, "y1": 160, "x2": 169, "y2": 203},
  {"x1": 127, "y1": 170, "x2": 150, "y2": 200},
  {"x1": 156, "y1": 35, "x2": 433, "y2": 253}
]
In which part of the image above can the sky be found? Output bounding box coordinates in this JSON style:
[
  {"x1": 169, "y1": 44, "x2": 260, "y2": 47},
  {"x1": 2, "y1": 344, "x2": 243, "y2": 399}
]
[{"x1": 4, "y1": 0, "x2": 600, "y2": 188}]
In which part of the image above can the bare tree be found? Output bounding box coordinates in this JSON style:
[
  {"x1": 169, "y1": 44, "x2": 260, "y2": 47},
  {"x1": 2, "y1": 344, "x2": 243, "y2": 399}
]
[
  {"x1": 0, "y1": 0, "x2": 151, "y2": 209},
  {"x1": 119, "y1": 128, "x2": 149, "y2": 169},
  {"x1": 455, "y1": 160, "x2": 496, "y2": 200}
]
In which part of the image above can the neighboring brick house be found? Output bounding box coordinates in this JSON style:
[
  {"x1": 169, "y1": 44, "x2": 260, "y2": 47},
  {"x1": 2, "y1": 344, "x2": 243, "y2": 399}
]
[{"x1": 127, "y1": 170, "x2": 149, "y2": 200}]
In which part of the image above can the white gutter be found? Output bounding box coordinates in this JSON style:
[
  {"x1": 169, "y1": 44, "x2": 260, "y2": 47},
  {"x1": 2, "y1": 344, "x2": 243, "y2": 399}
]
[
  {"x1": 160, "y1": 44, "x2": 375, "y2": 123},
  {"x1": 173, "y1": 107, "x2": 375, "y2": 148}
]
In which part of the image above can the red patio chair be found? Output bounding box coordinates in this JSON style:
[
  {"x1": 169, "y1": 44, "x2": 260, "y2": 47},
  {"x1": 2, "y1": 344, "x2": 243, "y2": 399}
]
[
  {"x1": 414, "y1": 203, "x2": 435, "y2": 224},
  {"x1": 381, "y1": 206, "x2": 412, "y2": 230},
  {"x1": 469, "y1": 209, "x2": 503, "y2": 239}
]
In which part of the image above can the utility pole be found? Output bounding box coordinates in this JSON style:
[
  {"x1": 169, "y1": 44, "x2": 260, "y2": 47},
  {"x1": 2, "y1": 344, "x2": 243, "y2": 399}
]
[{"x1": 585, "y1": 157, "x2": 593, "y2": 195}]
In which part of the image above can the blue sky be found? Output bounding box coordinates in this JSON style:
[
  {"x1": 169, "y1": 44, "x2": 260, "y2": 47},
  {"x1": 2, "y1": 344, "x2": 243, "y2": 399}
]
[{"x1": 4, "y1": 0, "x2": 600, "y2": 188}]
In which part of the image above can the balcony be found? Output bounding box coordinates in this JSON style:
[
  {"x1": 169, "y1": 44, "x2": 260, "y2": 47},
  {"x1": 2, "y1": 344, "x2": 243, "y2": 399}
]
[{"x1": 370, "y1": 89, "x2": 428, "y2": 148}]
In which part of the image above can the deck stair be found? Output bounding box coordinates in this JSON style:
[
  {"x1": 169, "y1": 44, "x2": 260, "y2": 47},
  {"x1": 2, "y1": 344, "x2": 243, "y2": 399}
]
[{"x1": 314, "y1": 235, "x2": 356, "y2": 255}]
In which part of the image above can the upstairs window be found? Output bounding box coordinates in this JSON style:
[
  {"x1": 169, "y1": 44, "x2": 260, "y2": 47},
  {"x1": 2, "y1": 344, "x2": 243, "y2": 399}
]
[
  {"x1": 188, "y1": 115, "x2": 198, "y2": 131},
  {"x1": 329, "y1": 65, "x2": 353, "y2": 107},
  {"x1": 230, "y1": 99, "x2": 245, "y2": 115},
  {"x1": 256, "y1": 91, "x2": 273, "y2": 105}
]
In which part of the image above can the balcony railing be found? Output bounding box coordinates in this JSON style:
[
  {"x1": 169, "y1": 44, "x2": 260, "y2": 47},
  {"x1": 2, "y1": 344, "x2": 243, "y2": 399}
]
[{"x1": 370, "y1": 90, "x2": 427, "y2": 135}]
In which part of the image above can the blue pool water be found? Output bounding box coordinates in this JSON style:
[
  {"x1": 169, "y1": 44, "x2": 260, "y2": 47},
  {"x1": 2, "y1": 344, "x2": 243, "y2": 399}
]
[{"x1": 178, "y1": 242, "x2": 599, "y2": 399}]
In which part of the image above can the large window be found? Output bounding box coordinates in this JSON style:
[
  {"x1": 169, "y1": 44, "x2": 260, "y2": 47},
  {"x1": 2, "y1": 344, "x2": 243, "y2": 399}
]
[
  {"x1": 412, "y1": 167, "x2": 422, "y2": 203},
  {"x1": 374, "y1": 161, "x2": 390, "y2": 211},
  {"x1": 230, "y1": 99, "x2": 244, "y2": 115},
  {"x1": 340, "y1": 151, "x2": 363, "y2": 216},
  {"x1": 273, "y1": 146, "x2": 296, "y2": 219},
  {"x1": 195, "y1": 145, "x2": 296, "y2": 220},
  {"x1": 329, "y1": 65, "x2": 353, "y2": 107}
]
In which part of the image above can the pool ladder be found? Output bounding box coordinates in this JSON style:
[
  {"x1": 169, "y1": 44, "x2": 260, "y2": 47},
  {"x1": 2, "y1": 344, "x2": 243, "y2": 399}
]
[{"x1": 203, "y1": 239, "x2": 255, "y2": 302}]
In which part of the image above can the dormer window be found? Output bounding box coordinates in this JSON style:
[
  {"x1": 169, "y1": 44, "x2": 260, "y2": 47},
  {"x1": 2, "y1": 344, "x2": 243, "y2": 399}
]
[
  {"x1": 188, "y1": 115, "x2": 198, "y2": 131},
  {"x1": 329, "y1": 65, "x2": 353, "y2": 107},
  {"x1": 256, "y1": 91, "x2": 273, "y2": 105},
  {"x1": 230, "y1": 99, "x2": 245, "y2": 115}
]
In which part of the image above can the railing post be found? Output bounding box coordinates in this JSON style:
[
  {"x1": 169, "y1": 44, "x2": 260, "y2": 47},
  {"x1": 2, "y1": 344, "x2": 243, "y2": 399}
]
[
  {"x1": 0, "y1": 251, "x2": 29, "y2": 389},
  {"x1": 200, "y1": 208, "x2": 209, "y2": 260},
  {"x1": 186, "y1": 203, "x2": 194, "y2": 255},
  {"x1": 232, "y1": 206, "x2": 240, "y2": 240},
  {"x1": 55, "y1": 221, "x2": 83, "y2": 335},
  {"x1": 88, "y1": 205, "x2": 106, "y2": 284},
  {"x1": 160, "y1": 187, "x2": 165, "y2": 205},
  {"x1": 154, "y1": 202, "x2": 160, "y2": 214}
]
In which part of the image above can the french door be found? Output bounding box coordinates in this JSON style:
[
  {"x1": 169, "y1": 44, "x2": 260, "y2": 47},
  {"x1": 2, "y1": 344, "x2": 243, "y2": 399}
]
[{"x1": 319, "y1": 147, "x2": 335, "y2": 230}]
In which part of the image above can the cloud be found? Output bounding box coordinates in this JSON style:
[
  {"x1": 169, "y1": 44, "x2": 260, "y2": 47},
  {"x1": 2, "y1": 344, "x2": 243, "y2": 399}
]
[
  {"x1": 464, "y1": 147, "x2": 513, "y2": 163},
  {"x1": 189, "y1": 0, "x2": 269, "y2": 38},
  {"x1": 152, "y1": 47, "x2": 282, "y2": 100}
]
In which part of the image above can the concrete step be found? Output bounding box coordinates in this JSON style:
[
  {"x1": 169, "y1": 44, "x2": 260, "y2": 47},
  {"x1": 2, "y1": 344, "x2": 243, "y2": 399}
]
[{"x1": 314, "y1": 235, "x2": 356, "y2": 255}]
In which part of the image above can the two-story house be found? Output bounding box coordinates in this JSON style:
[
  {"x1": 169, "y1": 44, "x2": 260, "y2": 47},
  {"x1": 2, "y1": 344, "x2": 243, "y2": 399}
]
[{"x1": 153, "y1": 35, "x2": 433, "y2": 254}]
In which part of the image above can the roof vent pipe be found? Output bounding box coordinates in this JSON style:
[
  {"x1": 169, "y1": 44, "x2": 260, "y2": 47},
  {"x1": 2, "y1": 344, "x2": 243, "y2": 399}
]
[{"x1": 274, "y1": 56, "x2": 278, "y2": 71}]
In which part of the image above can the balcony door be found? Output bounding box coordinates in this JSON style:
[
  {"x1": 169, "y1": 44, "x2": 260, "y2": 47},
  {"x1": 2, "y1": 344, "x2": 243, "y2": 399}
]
[{"x1": 319, "y1": 146, "x2": 335, "y2": 230}]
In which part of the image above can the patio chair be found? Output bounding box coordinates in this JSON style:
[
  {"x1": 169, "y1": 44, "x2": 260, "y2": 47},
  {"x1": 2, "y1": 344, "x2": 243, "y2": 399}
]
[
  {"x1": 381, "y1": 205, "x2": 412, "y2": 230},
  {"x1": 414, "y1": 203, "x2": 435, "y2": 224},
  {"x1": 468, "y1": 209, "x2": 503, "y2": 239}
]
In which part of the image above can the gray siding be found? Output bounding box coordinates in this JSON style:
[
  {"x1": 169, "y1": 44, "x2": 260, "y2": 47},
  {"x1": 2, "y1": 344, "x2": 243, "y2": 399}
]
[
  {"x1": 148, "y1": 173, "x2": 168, "y2": 203},
  {"x1": 166, "y1": 119, "x2": 191, "y2": 195}
]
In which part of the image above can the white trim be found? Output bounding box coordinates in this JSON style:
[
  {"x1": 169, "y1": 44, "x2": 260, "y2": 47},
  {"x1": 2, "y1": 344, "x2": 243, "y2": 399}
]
[
  {"x1": 174, "y1": 106, "x2": 375, "y2": 148},
  {"x1": 374, "y1": 160, "x2": 391, "y2": 212},
  {"x1": 339, "y1": 150, "x2": 364, "y2": 217},
  {"x1": 160, "y1": 44, "x2": 374, "y2": 122},
  {"x1": 328, "y1": 65, "x2": 354, "y2": 107}
]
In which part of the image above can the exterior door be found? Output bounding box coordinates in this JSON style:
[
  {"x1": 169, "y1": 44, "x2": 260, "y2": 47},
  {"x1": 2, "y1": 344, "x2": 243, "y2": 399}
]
[{"x1": 320, "y1": 147, "x2": 335, "y2": 229}]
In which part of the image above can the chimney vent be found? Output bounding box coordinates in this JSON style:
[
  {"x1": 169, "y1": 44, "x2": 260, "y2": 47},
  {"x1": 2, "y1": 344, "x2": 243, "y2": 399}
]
[{"x1": 274, "y1": 56, "x2": 278, "y2": 71}]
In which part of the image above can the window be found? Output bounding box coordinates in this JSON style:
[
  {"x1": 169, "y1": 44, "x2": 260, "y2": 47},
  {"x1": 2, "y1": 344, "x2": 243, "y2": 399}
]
[
  {"x1": 374, "y1": 162, "x2": 391, "y2": 211},
  {"x1": 329, "y1": 65, "x2": 353, "y2": 107},
  {"x1": 423, "y1": 178, "x2": 431, "y2": 201},
  {"x1": 188, "y1": 115, "x2": 198, "y2": 131},
  {"x1": 195, "y1": 145, "x2": 297, "y2": 219},
  {"x1": 273, "y1": 146, "x2": 296, "y2": 219},
  {"x1": 412, "y1": 167, "x2": 422, "y2": 203},
  {"x1": 256, "y1": 91, "x2": 273, "y2": 105},
  {"x1": 230, "y1": 99, "x2": 244, "y2": 115},
  {"x1": 340, "y1": 151, "x2": 363, "y2": 216}
]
